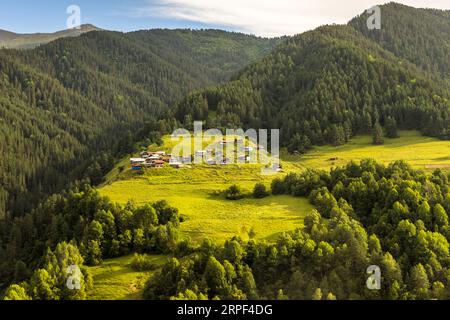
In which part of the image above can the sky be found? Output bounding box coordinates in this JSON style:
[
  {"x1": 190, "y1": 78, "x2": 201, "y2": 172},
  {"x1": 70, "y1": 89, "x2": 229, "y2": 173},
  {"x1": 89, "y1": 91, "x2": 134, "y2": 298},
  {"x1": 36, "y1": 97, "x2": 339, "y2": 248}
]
[{"x1": 1, "y1": 0, "x2": 449, "y2": 37}]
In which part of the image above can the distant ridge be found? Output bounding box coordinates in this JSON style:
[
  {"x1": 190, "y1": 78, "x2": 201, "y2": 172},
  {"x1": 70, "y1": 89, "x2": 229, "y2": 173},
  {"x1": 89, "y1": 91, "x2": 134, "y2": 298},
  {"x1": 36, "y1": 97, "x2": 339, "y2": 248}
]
[{"x1": 0, "y1": 24, "x2": 100, "y2": 49}]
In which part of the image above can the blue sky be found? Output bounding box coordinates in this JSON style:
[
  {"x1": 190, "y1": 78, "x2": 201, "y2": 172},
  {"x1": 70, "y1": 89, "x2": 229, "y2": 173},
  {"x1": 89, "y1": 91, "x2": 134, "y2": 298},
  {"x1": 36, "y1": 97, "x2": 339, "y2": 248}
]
[
  {"x1": 0, "y1": 0, "x2": 232, "y2": 34},
  {"x1": 1, "y1": 0, "x2": 449, "y2": 37}
]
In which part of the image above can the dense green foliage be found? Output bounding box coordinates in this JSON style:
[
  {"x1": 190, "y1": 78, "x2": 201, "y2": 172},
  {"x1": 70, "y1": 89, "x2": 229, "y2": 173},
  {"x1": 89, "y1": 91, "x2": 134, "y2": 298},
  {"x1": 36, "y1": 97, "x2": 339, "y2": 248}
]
[
  {"x1": 144, "y1": 159, "x2": 450, "y2": 300},
  {"x1": 3, "y1": 242, "x2": 92, "y2": 300},
  {"x1": 350, "y1": 3, "x2": 450, "y2": 80},
  {"x1": 125, "y1": 29, "x2": 281, "y2": 83},
  {"x1": 130, "y1": 253, "x2": 160, "y2": 272},
  {"x1": 0, "y1": 184, "x2": 182, "y2": 297},
  {"x1": 253, "y1": 183, "x2": 270, "y2": 199},
  {"x1": 225, "y1": 185, "x2": 245, "y2": 200},
  {"x1": 0, "y1": 29, "x2": 278, "y2": 218}
]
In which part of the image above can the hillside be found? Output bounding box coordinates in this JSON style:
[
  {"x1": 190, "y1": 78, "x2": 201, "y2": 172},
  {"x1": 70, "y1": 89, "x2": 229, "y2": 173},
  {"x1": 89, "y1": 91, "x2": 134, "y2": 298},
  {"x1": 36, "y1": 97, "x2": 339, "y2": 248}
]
[
  {"x1": 174, "y1": 10, "x2": 450, "y2": 152},
  {"x1": 99, "y1": 130, "x2": 450, "y2": 243},
  {"x1": 0, "y1": 24, "x2": 100, "y2": 49},
  {"x1": 97, "y1": 130, "x2": 450, "y2": 300},
  {"x1": 350, "y1": 3, "x2": 450, "y2": 80},
  {"x1": 126, "y1": 29, "x2": 281, "y2": 83},
  {"x1": 0, "y1": 29, "x2": 279, "y2": 218}
]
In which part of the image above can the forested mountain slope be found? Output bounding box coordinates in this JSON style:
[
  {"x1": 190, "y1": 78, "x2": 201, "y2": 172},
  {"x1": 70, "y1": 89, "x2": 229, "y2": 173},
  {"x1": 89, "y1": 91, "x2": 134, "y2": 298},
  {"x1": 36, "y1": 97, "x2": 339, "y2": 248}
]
[
  {"x1": 0, "y1": 24, "x2": 100, "y2": 49},
  {"x1": 126, "y1": 29, "x2": 281, "y2": 83},
  {"x1": 0, "y1": 29, "x2": 279, "y2": 218},
  {"x1": 175, "y1": 7, "x2": 450, "y2": 153},
  {"x1": 350, "y1": 3, "x2": 450, "y2": 80}
]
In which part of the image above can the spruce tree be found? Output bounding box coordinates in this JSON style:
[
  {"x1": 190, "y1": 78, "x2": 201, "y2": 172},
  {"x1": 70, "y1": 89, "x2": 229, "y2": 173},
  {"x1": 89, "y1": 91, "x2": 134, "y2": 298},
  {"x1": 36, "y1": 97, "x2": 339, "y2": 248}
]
[
  {"x1": 385, "y1": 117, "x2": 399, "y2": 138},
  {"x1": 372, "y1": 121, "x2": 384, "y2": 145}
]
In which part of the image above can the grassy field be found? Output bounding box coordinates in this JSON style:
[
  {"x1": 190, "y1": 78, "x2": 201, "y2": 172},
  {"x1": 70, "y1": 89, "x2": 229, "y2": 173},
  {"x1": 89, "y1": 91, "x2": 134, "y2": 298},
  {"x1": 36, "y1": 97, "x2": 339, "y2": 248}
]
[
  {"x1": 87, "y1": 254, "x2": 168, "y2": 300},
  {"x1": 100, "y1": 130, "x2": 450, "y2": 244},
  {"x1": 101, "y1": 164, "x2": 313, "y2": 243},
  {"x1": 283, "y1": 131, "x2": 450, "y2": 171},
  {"x1": 101, "y1": 134, "x2": 314, "y2": 243}
]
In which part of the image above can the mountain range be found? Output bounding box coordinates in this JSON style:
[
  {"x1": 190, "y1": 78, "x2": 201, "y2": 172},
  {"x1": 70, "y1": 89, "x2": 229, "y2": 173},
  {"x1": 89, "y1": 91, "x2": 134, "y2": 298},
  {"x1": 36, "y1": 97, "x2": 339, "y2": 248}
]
[
  {"x1": 0, "y1": 24, "x2": 100, "y2": 49},
  {"x1": 0, "y1": 2, "x2": 449, "y2": 221},
  {"x1": 0, "y1": 28, "x2": 279, "y2": 218},
  {"x1": 175, "y1": 3, "x2": 450, "y2": 150}
]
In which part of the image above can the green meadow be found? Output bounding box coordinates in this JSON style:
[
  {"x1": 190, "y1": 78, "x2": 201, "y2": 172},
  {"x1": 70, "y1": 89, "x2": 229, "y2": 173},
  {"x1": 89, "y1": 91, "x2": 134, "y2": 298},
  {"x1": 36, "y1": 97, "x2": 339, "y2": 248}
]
[
  {"x1": 87, "y1": 254, "x2": 168, "y2": 300},
  {"x1": 101, "y1": 164, "x2": 313, "y2": 243},
  {"x1": 100, "y1": 130, "x2": 450, "y2": 244},
  {"x1": 284, "y1": 131, "x2": 450, "y2": 171}
]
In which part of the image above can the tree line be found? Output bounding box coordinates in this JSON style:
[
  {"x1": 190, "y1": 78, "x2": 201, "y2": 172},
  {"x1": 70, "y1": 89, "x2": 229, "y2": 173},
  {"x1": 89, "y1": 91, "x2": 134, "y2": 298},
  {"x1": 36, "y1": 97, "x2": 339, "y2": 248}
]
[
  {"x1": 0, "y1": 184, "x2": 182, "y2": 299},
  {"x1": 4, "y1": 159, "x2": 450, "y2": 300},
  {"x1": 144, "y1": 159, "x2": 450, "y2": 300}
]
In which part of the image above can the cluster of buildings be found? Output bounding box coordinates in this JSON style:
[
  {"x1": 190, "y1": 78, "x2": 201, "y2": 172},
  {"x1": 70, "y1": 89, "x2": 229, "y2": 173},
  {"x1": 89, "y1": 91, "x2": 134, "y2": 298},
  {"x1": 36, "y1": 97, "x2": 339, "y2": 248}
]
[
  {"x1": 130, "y1": 151, "x2": 182, "y2": 170},
  {"x1": 129, "y1": 139, "x2": 268, "y2": 171}
]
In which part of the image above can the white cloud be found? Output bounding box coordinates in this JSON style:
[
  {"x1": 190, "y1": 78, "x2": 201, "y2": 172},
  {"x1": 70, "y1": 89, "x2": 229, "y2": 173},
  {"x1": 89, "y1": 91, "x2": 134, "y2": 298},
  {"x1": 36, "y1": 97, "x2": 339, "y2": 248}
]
[{"x1": 134, "y1": 0, "x2": 450, "y2": 37}]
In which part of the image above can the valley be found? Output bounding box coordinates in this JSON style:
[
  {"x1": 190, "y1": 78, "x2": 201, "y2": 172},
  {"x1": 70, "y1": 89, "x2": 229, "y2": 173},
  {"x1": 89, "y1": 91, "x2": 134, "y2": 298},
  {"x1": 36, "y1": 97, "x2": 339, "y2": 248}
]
[{"x1": 2, "y1": 2, "x2": 450, "y2": 301}]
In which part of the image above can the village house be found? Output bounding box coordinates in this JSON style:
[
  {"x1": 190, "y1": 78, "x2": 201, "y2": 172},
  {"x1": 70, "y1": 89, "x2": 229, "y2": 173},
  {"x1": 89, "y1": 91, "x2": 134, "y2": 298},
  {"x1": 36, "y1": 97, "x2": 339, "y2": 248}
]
[
  {"x1": 130, "y1": 158, "x2": 146, "y2": 165},
  {"x1": 140, "y1": 151, "x2": 150, "y2": 158},
  {"x1": 152, "y1": 160, "x2": 165, "y2": 168},
  {"x1": 130, "y1": 151, "x2": 178, "y2": 171},
  {"x1": 144, "y1": 161, "x2": 153, "y2": 168},
  {"x1": 131, "y1": 139, "x2": 274, "y2": 172},
  {"x1": 148, "y1": 154, "x2": 160, "y2": 161}
]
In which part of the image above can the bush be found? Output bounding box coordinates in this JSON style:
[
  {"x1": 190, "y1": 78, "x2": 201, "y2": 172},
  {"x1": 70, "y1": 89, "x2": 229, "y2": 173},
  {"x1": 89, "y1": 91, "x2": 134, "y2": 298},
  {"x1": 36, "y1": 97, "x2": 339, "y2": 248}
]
[
  {"x1": 271, "y1": 178, "x2": 286, "y2": 195},
  {"x1": 253, "y1": 183, "x2": 269, "y2": 199},
  {"x1": 174, "y1": 239, "x2": 195, "y2": 258},
  {"x1": 130, "y1": 253, "x2": 158, "y2": 271},
  {"x1": 225, "y1": 185, "x2": 245, "y2": 200}
]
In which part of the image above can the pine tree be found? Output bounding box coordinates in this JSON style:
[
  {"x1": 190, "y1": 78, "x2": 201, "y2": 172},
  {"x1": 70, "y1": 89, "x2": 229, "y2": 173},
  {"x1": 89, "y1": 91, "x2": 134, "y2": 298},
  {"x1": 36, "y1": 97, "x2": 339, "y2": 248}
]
[
  {"x1": 372, "y1": 121, "x2": 384, "y2": 145},
  {"x1": 3, "y1": 284, "x2": 32, "y2": 300},
  {"x1": 385, "y1": 116, "x2": 399, "y2": 138},
  {"x1": 312, "y1": 288, "x2": 323, "y2": 300},
  {"x1": 330, "y1": 125, "x2": 346, "y2": 146},
  {"x1": 204, "y1": 257, "x2": 228, "y2": 297}
]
